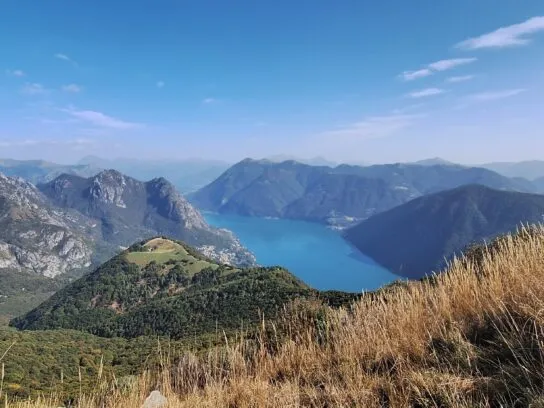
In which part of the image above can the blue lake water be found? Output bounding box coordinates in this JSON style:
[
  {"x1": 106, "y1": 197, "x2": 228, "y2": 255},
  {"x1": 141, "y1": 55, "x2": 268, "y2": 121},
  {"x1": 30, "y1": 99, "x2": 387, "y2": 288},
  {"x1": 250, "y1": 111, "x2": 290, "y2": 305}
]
[{"x1": 204, "y1": 213, "x2": 401, "y2": 292}]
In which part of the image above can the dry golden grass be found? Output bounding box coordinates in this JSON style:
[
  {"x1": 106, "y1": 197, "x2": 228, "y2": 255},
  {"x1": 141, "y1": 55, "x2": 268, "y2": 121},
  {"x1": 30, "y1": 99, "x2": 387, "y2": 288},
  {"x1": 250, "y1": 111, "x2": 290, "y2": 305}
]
[{"x1": 5, "y1": 226, "x2": 544, "y2": 407}]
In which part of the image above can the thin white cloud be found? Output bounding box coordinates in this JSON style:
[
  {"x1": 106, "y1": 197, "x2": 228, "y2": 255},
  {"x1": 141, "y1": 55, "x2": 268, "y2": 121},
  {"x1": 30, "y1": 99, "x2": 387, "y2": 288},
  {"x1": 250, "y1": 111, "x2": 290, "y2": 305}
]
[
  {"x1": 446, "y1": 75, "x2": 475, "y2": 83},
  {"x1": 62, "y1": 107, "x2": 143, "y2": 129},
  {"x1": 6, "y1": 69, "x2": 25, "y2": 77},
  {"x1": 427, "y1": 58, "x2": 477, "y2": 71},
  {"x1": 62, "y1": 84, "x2": 82, "y2": 93},
  {"x1": 55, "y1": 53, "x2": 78, "y2": 66},
  {"x1": 202, "y1": 97, "x2": 217, "y2": 104},
  {"x1": 156, "y1": 81, "x2": 165, "y2": 88},
  {"x1": 400, "y1": 69, "x2": 433, "y2": 81},
  {"x1": 322, "y1": 113, "x2": 425, "y2": 140},
  {"x1": 456, "y1": 16, "x2": 544, "y2": 49},
  {"x1": 20, "y1": 83, "x2": 49, "y2": 95},
  {"x1": 407, "y1": 88, "x2": 445, "y2": 98},
  {"x1": 466, "y1": 89, "x2": 526, "y2": 102},
  {"x1": 400, "y1": 58, "x2": 477, "y2": 81}
]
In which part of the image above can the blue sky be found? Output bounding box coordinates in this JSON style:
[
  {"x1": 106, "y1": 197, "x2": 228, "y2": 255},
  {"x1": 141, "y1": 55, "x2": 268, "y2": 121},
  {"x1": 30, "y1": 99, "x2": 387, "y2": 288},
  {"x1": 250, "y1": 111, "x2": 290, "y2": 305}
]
[{"x1": 0, "y1": 1, "x2": 543, "y2": 164}]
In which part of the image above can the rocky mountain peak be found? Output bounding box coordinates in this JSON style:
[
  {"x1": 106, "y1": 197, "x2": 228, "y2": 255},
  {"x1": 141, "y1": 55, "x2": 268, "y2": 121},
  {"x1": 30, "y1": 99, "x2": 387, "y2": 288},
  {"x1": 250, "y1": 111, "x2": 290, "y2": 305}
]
[
  {"x1": 93, "y1": 169, "x2": 126, "y2": 182},
  {"x1": 0, "y1": 172, "x2": 45, "y2": 211},
  {"x1": 89, "y1": 170, "x2": 133, "y2": 208},
  {"x1": 39, "y1": 170, "x2": 256, "y2": 267},
  {"x1": 146, "y1": 177, "x2": 207, "y2": 230},
  {"x1": 0, "y1": 173, "x2": 93, "y2": 279},
  {"x1": 147, "y1": 176, "x2": 175, "y2": 193}
]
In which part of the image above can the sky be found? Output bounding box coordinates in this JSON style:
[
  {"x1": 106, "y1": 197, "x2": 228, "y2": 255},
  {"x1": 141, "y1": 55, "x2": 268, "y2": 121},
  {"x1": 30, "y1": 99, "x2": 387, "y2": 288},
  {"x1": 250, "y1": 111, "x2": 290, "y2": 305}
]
[{"x1": 0, "y1": 0, "x2": 543, "y2": 165}]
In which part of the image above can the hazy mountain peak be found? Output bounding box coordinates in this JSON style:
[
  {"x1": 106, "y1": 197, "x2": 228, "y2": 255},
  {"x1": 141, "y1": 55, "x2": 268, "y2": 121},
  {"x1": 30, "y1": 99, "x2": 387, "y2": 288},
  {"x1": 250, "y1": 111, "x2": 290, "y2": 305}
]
[
  {"x1": 265, "y1": 154, "x2": 338, "y2": 167},
  {"x1": 239, "y1": 157, "x2": 272, "y2": 165},
  {"x1": 413, "y1": 157, "x2": 456, "y2": 166}
]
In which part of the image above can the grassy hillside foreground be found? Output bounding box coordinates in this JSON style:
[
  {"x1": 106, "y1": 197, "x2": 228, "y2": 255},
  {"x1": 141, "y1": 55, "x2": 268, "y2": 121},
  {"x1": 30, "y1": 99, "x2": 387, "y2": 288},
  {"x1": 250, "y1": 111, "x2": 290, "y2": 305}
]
[{"x1": 5, "y1": 226, "x2": 544, "y2": 407}]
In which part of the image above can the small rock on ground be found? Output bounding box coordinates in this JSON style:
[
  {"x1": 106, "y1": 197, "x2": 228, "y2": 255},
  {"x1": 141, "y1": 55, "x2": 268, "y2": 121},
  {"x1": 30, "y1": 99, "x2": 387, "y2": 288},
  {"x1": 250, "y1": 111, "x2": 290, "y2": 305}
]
[{"x1": 142, "y1": 390, "x2": 168, "y2": 408}]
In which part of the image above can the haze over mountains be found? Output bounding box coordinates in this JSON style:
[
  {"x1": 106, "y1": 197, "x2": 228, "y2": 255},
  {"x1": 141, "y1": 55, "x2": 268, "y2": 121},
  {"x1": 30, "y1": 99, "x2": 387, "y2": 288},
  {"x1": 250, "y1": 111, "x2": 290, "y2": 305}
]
[
  {"x1": 265, "y1": 155, "x2": 340, "y2": 167},
  {"x1": 78, "y1": 156, "x2": 231, "y2": 193},
  {"x1": 0, "y1": 157, "x2": 231, "y2": 194},
  {"x1": 478, "y1": 160, "x2": 544, "y2": 181},
  {"x1": 0, "y1": 158, "x2": 100, "y2": 185}
]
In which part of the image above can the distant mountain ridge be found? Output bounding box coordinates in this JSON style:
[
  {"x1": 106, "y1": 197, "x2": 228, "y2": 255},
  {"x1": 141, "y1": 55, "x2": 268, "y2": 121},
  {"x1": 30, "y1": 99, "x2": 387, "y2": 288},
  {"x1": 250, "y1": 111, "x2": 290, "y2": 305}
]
[
  {"x1": 78, "y1": 156, "x2": 231, "y2": 193},
  {"x1": 265, "y1": 155, "x2": 338, "y2": 167},
  {"x1": 189, "y1": 158, "x2": 537, "y2": 227},
  {"x1": 412, "y1": 157, "x2": 458, "y2": 166},
  {"x1": 345, "y1": 184, "x2": 544, "y2": 279},
  {"x1": 479, "y1": 160, "x2": 544, "y2": 181},
  {"x1": 0, "y1": 158, "x2": 101, "y2": 185}
]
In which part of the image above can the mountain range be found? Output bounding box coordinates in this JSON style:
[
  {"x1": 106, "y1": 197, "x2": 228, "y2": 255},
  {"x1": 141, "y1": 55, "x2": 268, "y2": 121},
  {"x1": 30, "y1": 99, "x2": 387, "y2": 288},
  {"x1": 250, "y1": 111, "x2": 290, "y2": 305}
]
[
  {"x1": 345, "y1": 184, "x2": 544, "y2": 279},
  {"x1": 0, "y1": 170, "x2": 254, "y2": 319},
  {"x1": 404, "y1": 158, "x2": 544, "y2": 182},
  {"x1": 189, "y1": 158, "x2": 538, "y2": 227}
]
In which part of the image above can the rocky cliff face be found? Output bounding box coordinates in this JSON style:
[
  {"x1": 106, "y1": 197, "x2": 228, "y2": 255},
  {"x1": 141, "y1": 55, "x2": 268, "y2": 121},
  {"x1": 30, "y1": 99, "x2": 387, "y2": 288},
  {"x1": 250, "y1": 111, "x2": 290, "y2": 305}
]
[
  {"x1": 40, "y1": 170, "x2": 255, "y2": 266},
  {"x1": 0, "y1": 170, "x2": 256, "y2": 319},
  {"x1": 0, "y1": 173, "x2": 94, "y2": 278}
]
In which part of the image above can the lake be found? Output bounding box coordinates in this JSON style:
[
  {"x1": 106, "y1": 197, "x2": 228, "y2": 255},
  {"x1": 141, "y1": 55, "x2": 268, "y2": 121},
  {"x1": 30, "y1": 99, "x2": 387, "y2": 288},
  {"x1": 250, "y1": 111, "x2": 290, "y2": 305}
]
[{"x1": 204, "y1": 213, "x2": 401, "y2": 292}]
